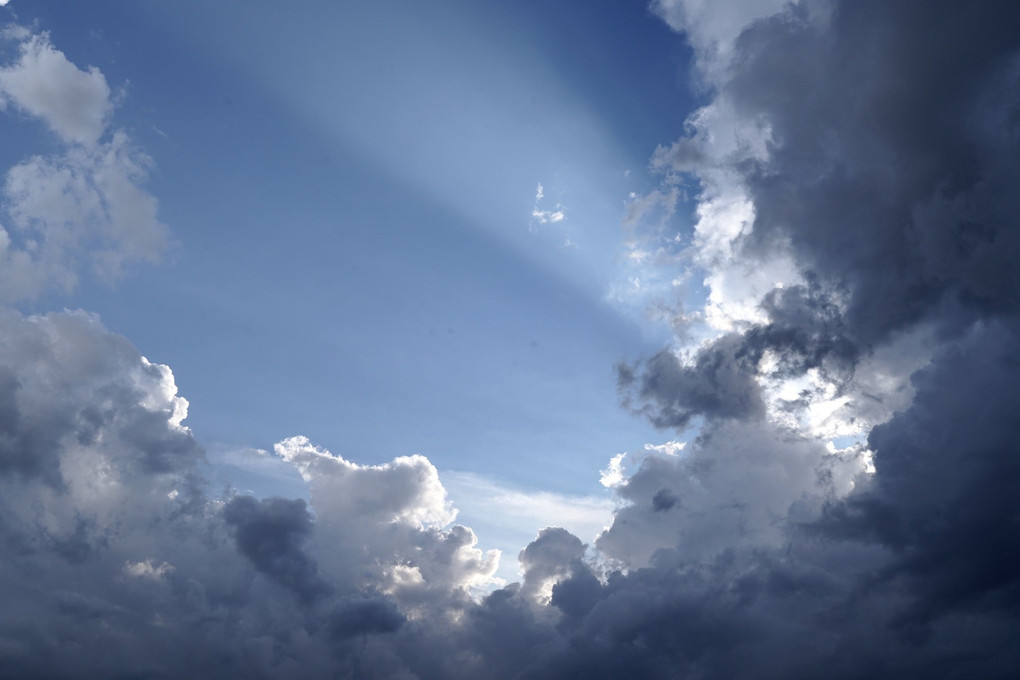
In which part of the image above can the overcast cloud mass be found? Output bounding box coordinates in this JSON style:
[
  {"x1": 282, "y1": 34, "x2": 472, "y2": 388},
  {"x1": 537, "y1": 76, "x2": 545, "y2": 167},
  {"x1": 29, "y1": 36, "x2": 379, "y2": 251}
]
[{"x1": 1, "y1": 0, "x2": 1020, "y2": 677}]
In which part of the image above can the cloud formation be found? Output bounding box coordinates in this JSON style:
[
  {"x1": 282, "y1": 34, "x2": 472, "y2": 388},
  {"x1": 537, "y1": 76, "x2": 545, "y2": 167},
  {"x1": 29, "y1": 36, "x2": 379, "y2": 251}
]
[
  {"x1": 0, "y1": 27, "x2": 111, "y2": 146},
  {"x1": 0, "y1": 310, "x2": 507, "y2": 677},
  {"x1": 0, "y1": 29, "x2": 168, "y2": 302},
  {"x1": 3, "y1": 3, "x2": 1020, "y2": 678},
  {"x1": 599, "y1": 0, "x2": 1020, "y2": 677}
]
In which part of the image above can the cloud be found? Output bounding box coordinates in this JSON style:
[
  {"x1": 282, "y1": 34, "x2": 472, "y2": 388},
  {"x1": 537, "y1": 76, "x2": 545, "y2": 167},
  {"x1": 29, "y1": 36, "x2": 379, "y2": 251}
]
[
  {"x1": 0, "y1": 309, "x2": 497, "y2": 676},
  {"x1": 274, "y1": 436, "x2": 502, "y2": 602},
  {"x1": 0, "y1": 27, "x2": 169, "y2": 302},
  {"x1": 529, "y1": 181, "x2": 568, "y2": 233},
  {"x1": 0, "y1": 29, "x2": 111, "y2": 146},
  {"x1": 595, "y1": 419, "x2": 865, "y2": 568},
  {"x1": 223, "y1": 495, "x2": 330, "y2": 604},
  {"x1": 598, "y1": 451, "x2": 626, "y2": 488},
  {"x1": 585, "y1": 0, "x2": 1020, "y2": 676},
  {"x1": 652, "y1": 0, "x2": 793, "y2": 79},
  {"x1": 1, "y1": 132, "x2": 170, "y2": 299},
  {"x1": 443, "y1": 470, "x2": 615, "y2": 582},
  {"x1": 617, "y1": 332, "x2": 766, "y2": 429},
  {"x1": 518, "y1": 527, "x2": 587, "y2": 604}
]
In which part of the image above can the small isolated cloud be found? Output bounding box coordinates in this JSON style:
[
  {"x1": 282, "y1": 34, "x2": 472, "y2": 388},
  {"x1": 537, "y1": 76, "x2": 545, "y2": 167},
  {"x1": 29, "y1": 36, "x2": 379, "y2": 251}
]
[
  {"x1": 598, "y1": 452, "x2": 626, "y2": 488},
  {"x1": 533, "y1": 208, "x2": 564, "y2": 224},
  {"x1": 643, "y1": 439, "x2": 686, "y2": 456},
  {"x1": 529, "y1": 181, "x2": 567, "y2": 232}
]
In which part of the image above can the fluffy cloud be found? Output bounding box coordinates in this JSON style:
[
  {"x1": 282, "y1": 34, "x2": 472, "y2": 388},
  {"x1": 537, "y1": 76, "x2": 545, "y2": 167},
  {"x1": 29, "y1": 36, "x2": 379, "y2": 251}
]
[
  {"x1": 274, "y1": 435, "x2": 501, "y2": 602},
  {"x1": 0, "y1": 310, "x2": 502, "y2": 677},
  {"x1": 0, "y1": 28, "x2": 168, "y2": 302},
  {"x1": 0, "y1": 27, "x2": 111, "y2": 146},
  {"x1": 596, "y1": 420, "x2": 864, "y2": 568},
  {"x1": 594, "y1": 0, "x2": 1020, "y2": 676}
]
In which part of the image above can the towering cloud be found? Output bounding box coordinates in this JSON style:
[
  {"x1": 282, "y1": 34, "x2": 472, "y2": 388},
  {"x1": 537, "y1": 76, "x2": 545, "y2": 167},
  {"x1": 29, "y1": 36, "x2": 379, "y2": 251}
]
[{"x1": 597, "y1": 0, "x2": 1020, "y2": 677}]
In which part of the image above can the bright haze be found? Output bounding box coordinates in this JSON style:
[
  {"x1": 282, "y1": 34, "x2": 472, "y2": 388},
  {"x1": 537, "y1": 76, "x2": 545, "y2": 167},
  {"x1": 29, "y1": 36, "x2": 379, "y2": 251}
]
[{"x1": 1, "y1": 1, "x2": 1019, "y2": 678}]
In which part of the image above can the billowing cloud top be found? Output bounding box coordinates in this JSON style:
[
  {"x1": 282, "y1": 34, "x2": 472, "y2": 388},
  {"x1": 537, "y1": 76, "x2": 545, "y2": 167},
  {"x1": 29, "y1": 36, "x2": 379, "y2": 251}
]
[{"x1": 2, "y1": 2, "x2": 1020, "y2": 678}]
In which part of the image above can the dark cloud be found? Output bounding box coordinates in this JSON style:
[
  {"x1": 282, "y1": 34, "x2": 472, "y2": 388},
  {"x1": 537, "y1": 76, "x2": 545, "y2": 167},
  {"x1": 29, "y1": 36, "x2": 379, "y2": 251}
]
[
  {"x1": 730, "y1": 0, "x2": 1020, "y2": 345},
  {"x1": 223, "y1": 495, "x2": 329, "y2": 604},
  {"x1": 821, "y1": 317, "x2": 1020, "y2": 627},
  {"x1": 618, "y1": 332, "x2": 765, "y2": 429},
  {"x1": 329, "y1": 595, "x2": 405, "y2": 641},
  {"x1": 518, "y1": 527, "x2": 587, "y2": 603},
  {"x1": 651, "y1": 487, "x2": 678, "y2": 511},
  {"x1": 0, "y1": 363, "x2": 68, "y2": 483},
  {"x1": 600, "y1": 0, "x2": 1020, "y2": 677}
]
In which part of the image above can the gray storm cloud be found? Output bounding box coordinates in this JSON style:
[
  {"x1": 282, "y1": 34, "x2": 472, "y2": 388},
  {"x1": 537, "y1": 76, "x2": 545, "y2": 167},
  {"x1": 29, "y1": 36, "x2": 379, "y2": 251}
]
[{"x1": 2, "y1": 2, "x2": 1020, "y2": 677}]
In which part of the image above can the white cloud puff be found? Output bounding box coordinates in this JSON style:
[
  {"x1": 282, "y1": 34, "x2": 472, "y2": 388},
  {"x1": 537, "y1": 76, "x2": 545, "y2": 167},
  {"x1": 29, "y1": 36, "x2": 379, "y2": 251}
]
[
  {"x1": 0, "y1": 28, "x2": 169, "y2": 302},
  {"x1": 0, "y1": 30, "x2": 111, "y2": 146}
]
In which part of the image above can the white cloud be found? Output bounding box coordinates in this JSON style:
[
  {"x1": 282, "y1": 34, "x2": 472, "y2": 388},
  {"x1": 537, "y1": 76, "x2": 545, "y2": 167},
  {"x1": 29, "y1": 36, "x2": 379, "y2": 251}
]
[
  {"x1": 0, "y1": 133, "x2": 169, "y2": 300},
  {"x1": 598, "y1": 452, "x2": 627, "y2": 488},
  {"x1": 532, "y1": 208, "x2": 564, "y2": 224},
  {"x1": 596, "y1": 420, "x2": 867, "y2": 568},
  {"x1": 276, "y1": 435, "x2": 456, "y2": 528},
  {"x1": 651, "y1": 0, "x2": 809, "y2": 79},
  {"x1": 529, "y1": 180, "x2": 568, "y2": 232},
  {"x1": 275, "y1": 436, "x2": 502, "y2": 600},
  {"x1": 0, "y1": 29, "x2": 169, "y2": 303},
  {"x1": 123, "y1": 559, "x2": 175, "y2": 581},
  {"x1": 643, "y1": 439, "x2": 686, "y2": 456},
  {"x1": 0, "y1": 30, "x2": 111, "y2": 146}
]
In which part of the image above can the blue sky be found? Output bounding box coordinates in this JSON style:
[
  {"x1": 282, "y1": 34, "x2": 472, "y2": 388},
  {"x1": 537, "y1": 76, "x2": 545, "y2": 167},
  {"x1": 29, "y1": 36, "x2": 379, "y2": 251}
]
[
  {"x1": 0, "y1": 0, "x2": 705, "y2": 573},
  {"x1": 11, "y1": 0, "x2": 695, "y2": 489}
]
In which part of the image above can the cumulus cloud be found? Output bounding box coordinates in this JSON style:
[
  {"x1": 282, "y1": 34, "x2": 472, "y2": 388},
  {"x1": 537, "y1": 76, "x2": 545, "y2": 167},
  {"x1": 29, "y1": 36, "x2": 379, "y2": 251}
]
[
  {"x1": 274, "y1": 436, "x2": 501, "y2": 602},
  {"x1": 598, "y1": 451, "x2": 627, "y2": 488},
  {"x1": 0, "y1": 310, "x2": 506, "y2": 676},
  {"x1": 596, "y1": 420, "x2": 864, "y2": 568},
  {"x1": 618, "y1": 333, "x2": 766, "y2": 428},
  {"x1": 589, "y1": 0, "x2": 1020, "y2": 676},
  {"x1": 0, "y1": 28, "x2": 168, "y2": 302},
  {"x1": 0, "y1": 29, "x2": 111, "y2": 146}
]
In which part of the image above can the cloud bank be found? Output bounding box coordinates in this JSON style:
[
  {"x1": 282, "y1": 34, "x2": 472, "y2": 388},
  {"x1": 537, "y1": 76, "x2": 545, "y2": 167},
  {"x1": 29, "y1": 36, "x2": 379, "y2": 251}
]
[{"x1": 2, "y1": 2, "x2": 1020, "y2": 677}]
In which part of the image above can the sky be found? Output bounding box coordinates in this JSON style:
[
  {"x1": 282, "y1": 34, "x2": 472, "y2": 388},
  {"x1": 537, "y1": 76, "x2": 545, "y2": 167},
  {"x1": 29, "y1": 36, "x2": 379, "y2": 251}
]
[{"x1": 1, "y1": 0, "x2": 1019, "y2": 678}]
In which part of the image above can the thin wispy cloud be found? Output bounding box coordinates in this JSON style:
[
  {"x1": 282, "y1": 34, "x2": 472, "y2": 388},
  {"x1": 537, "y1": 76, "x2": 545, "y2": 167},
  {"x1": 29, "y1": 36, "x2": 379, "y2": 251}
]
[{"x1": 529, "y1": 181, "x2": 566, "y2": 230}]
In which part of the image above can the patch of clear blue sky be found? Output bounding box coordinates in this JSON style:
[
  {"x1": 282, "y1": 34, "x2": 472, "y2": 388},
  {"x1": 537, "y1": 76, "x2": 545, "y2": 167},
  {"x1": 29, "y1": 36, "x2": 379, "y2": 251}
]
[{"x1": 8, "y1": 0, "x2": 699, "y2": 496}]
